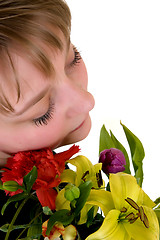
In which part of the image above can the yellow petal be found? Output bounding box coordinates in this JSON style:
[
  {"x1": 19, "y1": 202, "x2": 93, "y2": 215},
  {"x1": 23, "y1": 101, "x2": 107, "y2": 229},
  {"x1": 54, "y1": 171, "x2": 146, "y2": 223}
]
[
  {"x1": 67, "y1": 155, "x2": 95, "y2": 186},
  {"x1": 63, "y1": 225, "x2": 77, "y2": 240},
  {"x1": 124, "y1": 206, "x2": 159, "y2": 240},
  {"x1": 137, "y1": 187, "x2": 155, "y2": 208},
  {"x1": 60, "y1": 169, "x2": 76, "y2": 184},
  {"x1": 110, "y1": 173, "x2": 141, "y2": 210},
  {"x1": 86, "y1": 189, "x2": 114, "y2": 216},
  {"x1": 86, "y1": 209, "x2": 131, "y2": 240},
  {"x1": 55, "y1": 188, "x2": 70, "y2": 211}
]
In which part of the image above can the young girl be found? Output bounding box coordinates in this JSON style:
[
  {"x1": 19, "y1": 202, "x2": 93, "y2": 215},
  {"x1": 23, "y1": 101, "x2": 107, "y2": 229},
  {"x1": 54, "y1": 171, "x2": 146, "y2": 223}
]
[
  {"x1": 0, "y1": 0, "x2": 94, "y2": 238},
  {"x1": 0, "y1": 0, "x2": 95, "y2": 165}
]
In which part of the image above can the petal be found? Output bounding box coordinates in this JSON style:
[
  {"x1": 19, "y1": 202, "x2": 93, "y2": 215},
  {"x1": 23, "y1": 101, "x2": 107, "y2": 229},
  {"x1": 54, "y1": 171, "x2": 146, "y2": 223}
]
[
  {"x1": 92, "y1": 163, "x2": 104, "y2": 188},
  {"x1": 54, "y1": 145, "x2": 80, "y2": 172},
  {"x1": 67, "y1": 155, "x2": 95, "y2": 186},
  {"x1": 36, "y1": 188, "x2": 57, "y2": 210},
  {"x1": 124, "y1": 206, "x2": 159, "y2": 240},
  {"x1": 86, "y1": 209, "x2": 130, "y2": 240},
  {"x1": 137, "y1": 187, "x2": 155, "y2": 208},
  {"x1": 60, "y1": 169, "x2": 76, "y2": 184},
  {"x1": 42, "y1": 221, "x2": 64, "y2": 239},
  {"x1": 55, "y1": 188, "x2": 71, "y2": 211},
  {"x1": 110, "y1": 173, "x2": 141, "y2": 210},
  {"x1": 63, "y1": 225, "x2": 77, "y2": 240},
  {"x1": 86, "y1": 189, "x2": 114, "y2": 216}
]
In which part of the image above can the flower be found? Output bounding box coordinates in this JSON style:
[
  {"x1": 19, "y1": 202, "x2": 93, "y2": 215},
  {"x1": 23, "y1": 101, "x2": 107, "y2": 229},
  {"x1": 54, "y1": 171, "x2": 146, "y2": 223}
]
[
  {"x1": 56, "y1": 155, "x2": 104, "y2": 224},
  {"x1": 42, "y1": 221, "x2": 77, "y2": 240},
  {"x1": 1, "y1": 145, "x2": 80, "y2": 210},
  {"x1": 86, "y1": 172, "x2": 159, "y2": 240},
  {"x1": 99, "y1": 148, "x2": 126, "y2": 174}
]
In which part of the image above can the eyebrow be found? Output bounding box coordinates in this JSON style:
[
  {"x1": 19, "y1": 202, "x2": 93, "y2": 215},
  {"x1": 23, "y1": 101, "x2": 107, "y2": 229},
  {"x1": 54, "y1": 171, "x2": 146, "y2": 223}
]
[{"x1": 14, "y1": 86, "x2": 50, "y2": 116}]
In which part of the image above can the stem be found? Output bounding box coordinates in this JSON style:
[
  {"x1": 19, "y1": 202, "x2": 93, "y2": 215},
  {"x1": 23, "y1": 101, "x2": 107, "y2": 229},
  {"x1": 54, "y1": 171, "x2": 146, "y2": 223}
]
[
  {"x1": 15, "y1": 211, "x2": 43, "y2": 240},
  {"x1": 5, "y1": 195, "x2": 30, "y2": 240}
]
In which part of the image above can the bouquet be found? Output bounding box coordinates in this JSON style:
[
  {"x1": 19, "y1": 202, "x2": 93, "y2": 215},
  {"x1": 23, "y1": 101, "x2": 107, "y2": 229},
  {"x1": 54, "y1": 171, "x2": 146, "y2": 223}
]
[{"x1": 0, "y1": 122, "x2": 159, "y2": 240}]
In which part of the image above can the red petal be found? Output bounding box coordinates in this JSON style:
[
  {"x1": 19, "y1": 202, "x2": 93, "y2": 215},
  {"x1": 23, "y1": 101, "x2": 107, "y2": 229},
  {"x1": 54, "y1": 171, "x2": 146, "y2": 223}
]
[
  {"x1": 54, "y1": 145, "x2": 80, "y2": 172},
  {"x1": 36, "y1": 188, "x2": 58, "y2": 210}
]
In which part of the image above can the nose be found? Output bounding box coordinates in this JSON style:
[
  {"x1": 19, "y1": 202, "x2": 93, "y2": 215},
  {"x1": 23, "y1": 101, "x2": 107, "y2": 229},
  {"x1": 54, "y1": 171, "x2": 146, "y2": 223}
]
[{"x1": 62, "y1": 80, "x2": 95, "y2": 118}]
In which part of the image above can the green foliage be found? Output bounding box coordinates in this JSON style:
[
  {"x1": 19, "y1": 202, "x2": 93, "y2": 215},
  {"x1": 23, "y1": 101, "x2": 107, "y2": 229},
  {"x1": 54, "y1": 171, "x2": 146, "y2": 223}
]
[
  {"x1": 23, "y1": 166, "x2": 37, "y2": 193},
  {"x1": 121, "y1": 122, "x2": 145, "y2": 186},
  {"x1": 99, "y1": 125, "x2": 115, "y2": 153},
  {"x1": 0, "y1": 223, "x2": 28, "y2": 232},
  {"x1": 99, "y1": 122, "x2": 145, "y2": 186},
  {"x1": 74, "y1": 180, "x2": 92, "y2": 215},
  {"x1": 1, "y1": 192, "x2": 28, "y2": 215}
]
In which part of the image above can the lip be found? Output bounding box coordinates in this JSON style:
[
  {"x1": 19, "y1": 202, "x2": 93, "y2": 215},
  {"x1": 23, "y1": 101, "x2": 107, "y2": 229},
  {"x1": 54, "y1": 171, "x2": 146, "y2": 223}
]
[{"x1": 71, "y1": 120, "x2": 85, "y2": 133}]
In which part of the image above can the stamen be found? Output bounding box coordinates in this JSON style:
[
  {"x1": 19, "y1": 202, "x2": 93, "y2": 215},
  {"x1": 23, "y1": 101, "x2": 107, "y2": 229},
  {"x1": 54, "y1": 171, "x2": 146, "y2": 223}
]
[
  {"x1": 125, "y1": 197, "x2": 150, "y2": 229},
  {"x1": 125, "y1": 197, "x2": 139, "y2": 210},
  {"x1": 120, "y1": 207, "x2": 127, "y2": 213},
  {"x1": 82, "y1": 171, "x2": 89, "y2": 181},
  {"x1": 143, "y1": 213, "x2": 149, "y2": 228},
  {"x1": 139, "y1": 206, "x2": 145, "y2": 222},
  {"x1": 129, "y1": 216, "x2": 139, "y2": 224},
  {"x1": 125, "y1": 212, "x2": 135, "y2": 221},
  {"x1": 96, "y1": 170, "x2": 103, "y2": 188}
]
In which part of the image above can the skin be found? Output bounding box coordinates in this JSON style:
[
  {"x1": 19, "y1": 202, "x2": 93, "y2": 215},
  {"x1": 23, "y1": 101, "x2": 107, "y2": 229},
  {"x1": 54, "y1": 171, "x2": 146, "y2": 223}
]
[{"x1": 0, "y1": 30, "x2": 95, "y2": 166}]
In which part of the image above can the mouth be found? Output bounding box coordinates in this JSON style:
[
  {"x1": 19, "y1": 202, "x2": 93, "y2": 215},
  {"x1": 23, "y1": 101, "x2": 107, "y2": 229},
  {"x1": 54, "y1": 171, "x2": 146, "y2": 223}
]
[{"x1": 71, "y1": 120, "x2": 86, "y2": 133}]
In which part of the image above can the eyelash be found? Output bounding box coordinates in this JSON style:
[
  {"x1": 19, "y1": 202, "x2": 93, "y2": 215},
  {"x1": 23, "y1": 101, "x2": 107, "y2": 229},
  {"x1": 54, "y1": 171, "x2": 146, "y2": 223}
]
[
  {"x1": 70, "y1": 47, "x2": 82, "y2": 67},
  {"x1": 33, "y1": 101, "x2": 54, "y2": 127}
]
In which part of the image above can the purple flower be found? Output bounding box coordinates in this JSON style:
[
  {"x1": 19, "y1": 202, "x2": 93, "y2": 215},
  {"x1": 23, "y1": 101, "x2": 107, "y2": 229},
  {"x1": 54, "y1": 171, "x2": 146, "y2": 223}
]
[{"x1": 99, "y1": 148, "x2": 126, "y2": 175}]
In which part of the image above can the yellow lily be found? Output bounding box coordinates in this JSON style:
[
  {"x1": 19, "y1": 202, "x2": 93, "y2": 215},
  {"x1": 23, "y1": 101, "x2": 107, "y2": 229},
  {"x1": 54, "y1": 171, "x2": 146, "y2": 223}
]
[
  {"x1": 56, "y1": 155, "x2": 104, "y2": 224},
  {"x1": 85, "y1": 172, "x2": 159, "y2": 240}
]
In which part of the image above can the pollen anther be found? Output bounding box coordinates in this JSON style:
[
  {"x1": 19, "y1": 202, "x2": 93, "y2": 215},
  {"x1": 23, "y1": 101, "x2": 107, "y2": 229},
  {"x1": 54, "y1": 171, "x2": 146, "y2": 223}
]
[{"x1": 125, "y1": 197, "x2": 149, "y2": 229}]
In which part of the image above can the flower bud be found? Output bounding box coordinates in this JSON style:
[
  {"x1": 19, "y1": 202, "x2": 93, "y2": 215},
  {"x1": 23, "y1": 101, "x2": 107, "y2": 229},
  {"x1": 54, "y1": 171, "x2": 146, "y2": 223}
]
[
  {"x1": 3, "y1": 181, "x2": 21, "y2": 192},
  {"x1": 64, "y1": 184, "x2": 80, "y2": 202},
  {"x1": 99, "y1": 148, "x2": 126, "y2": 175}
]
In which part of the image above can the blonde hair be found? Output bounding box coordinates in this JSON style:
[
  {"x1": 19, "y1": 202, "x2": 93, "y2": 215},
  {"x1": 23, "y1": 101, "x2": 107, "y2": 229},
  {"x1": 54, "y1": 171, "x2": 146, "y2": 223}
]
[{"x1": 0, "y1": 0, "x2": 71, "y2": 113}]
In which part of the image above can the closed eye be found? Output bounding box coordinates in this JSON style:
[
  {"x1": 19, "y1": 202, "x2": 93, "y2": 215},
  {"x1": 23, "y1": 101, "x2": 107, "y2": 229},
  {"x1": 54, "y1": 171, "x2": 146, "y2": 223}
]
[{"x1": 33, "y1": 100, "x2": 55, "y2": 126}]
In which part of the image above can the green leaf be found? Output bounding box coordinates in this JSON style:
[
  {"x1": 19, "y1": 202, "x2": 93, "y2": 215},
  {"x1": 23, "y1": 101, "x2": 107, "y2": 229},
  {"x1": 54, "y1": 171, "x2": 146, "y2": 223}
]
[
  {"x1": 46, "y1": 209, "x2": 74, "y2": 236},
  {"x1": 154, "y1": 197, "x2": 160, "y2": 205},
  {"x1": 1, "y1": 192, "x2": 28, "y2": 215},
  {"x1": 86, "y1": 206, "x2": 95, "y2": 227},
  {"x1": 121, "y1": 122, "x2": 145, "y2": 186},
  {"x1": 27, "y1": 223, "x2": 42, "y2": 239},
  {"x1": 99, "y1": 125, "x2": 115, "y2": 154},
  {"x1": 0, "y1": 223, "x2": 28, "y2": 232},
  {"x1": 23, "y1": 166, "x2": 37, "y2": 193},
  {"x1": 0, "y1": 180, "x2": 4, "y2": 190},
  {"x1": 74, "y1": 180, "x2": 93, "y2": 215},
  {"x1": 110, "y1": 130, "x2": 131, "y2": 174}
]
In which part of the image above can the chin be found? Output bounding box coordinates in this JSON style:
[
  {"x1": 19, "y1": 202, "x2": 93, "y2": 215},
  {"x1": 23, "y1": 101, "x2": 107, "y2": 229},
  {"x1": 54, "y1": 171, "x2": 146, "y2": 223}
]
[{"x1": 60, "y1": 115, "x2": 92, "y2": 147}]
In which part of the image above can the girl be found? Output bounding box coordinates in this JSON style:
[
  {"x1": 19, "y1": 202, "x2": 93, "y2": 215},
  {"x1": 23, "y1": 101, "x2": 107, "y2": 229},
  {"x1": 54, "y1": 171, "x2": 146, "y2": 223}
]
[
  {"x1": 0, "y1": 0, "x2": 94, "y2": 238},
  {"x1": 0, "y1": 0, "x2": 95, "y2": 165}
]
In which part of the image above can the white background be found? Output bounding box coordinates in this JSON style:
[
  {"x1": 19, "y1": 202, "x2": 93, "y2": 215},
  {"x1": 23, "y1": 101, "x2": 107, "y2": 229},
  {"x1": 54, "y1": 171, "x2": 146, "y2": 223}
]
[{"x1": 63, "y1": 0, "x2": 160, "y2": 200}]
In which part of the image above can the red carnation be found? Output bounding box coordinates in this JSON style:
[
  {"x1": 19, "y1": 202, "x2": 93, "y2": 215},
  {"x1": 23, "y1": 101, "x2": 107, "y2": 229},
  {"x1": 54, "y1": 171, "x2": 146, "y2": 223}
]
[{"x1": 1, "y1": 145, "x2": 80, "y2": 210}]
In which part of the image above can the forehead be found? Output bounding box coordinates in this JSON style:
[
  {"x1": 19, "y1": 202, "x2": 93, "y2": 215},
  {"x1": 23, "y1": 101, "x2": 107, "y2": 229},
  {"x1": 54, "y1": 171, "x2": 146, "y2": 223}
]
[{"x1": 0, "y1": 29, "x2": 70, "y2": 114}]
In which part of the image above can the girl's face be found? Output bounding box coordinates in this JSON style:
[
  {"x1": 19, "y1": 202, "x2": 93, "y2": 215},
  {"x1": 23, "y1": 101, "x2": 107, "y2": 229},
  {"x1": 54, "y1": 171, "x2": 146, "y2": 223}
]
[{"x1": 0, "y1": 31, "x2": 95, "y2": 156}]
